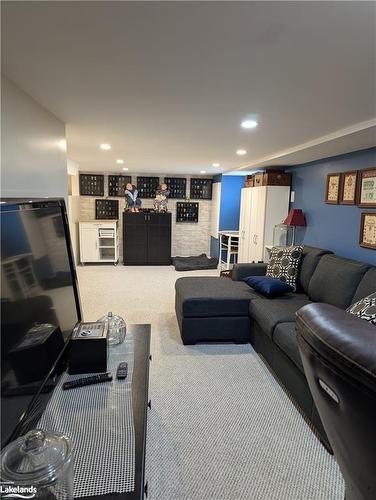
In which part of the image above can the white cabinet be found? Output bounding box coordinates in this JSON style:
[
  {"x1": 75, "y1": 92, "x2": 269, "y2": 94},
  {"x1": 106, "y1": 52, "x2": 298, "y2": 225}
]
[
  {"x1": 238, "y1": 186, "x2": 290, "y2": 263},
  {"x1": 238, "y1": 187, "x2": 253, "y2": 262},
  {"x1": 79, "y1": 221, "x2": 119, "y2": 264}
]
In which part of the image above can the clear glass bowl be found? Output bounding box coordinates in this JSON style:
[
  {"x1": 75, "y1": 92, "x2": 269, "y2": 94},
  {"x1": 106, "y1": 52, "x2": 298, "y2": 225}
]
[
  {"x1": 1, "y1": 429, "x2": 74, "y2": 499},
  {"x1": 97, "y1": 312, "x2": 126, "y2": 346}
]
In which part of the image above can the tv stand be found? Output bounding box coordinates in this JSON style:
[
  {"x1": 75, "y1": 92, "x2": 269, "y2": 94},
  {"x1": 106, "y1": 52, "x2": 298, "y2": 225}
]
[
  {"x1": 97, "y1": 324, "x2": 150, "y2": 500},
  {"x1": 62, "y1": 325, "x2": 151, "y2": 500}
]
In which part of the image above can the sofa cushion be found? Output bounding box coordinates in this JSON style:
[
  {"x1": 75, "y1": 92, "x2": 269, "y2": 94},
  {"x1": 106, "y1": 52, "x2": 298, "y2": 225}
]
[
  {"x1": 266, "y1": 245, "x2": 304, "y2": 292},
  {"x1": 298, "y1": 246, "x2": 333, "y2": 293},
  {"x1": 308, "y1": 254, "x2": 370, "y2": 309},
  {"x1": 243, "y1": 276, "x2": 293, "y2": 297},
  {"x1": 352, "y1": 267, "x2": 376, "y2": 302},
  {"x1": 347, "y1": 292, "x2": 376, "y2": 326},
  {"x1": 273, "y1": 322, "x2": 304, "y2": 372},
  {"x1": 249, "y1": 294, "x2": 312, "y2": 338},
  {"x1": 175, "y1": 277, "x2": 260, "y2": 318}
]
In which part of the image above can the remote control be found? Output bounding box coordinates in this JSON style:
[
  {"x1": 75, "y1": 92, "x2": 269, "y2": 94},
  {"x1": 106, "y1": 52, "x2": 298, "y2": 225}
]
[
  {"x1": 62, "y1": 373, "x2": 112, "y2": 390},
  {"x1": 116, "y1": 362, "x2": 128, "y2": 379}
]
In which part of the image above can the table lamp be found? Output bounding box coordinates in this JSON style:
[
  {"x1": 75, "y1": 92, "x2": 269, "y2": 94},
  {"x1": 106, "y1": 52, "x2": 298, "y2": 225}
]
[{"x1": 283, "y1": 209, "x2": 306, "y2": 244}]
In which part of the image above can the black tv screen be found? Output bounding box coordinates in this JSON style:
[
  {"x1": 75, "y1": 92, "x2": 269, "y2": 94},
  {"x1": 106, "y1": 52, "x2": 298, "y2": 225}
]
[{"x1": 1, "y1": 199, "x2": 81, "y2": 447}]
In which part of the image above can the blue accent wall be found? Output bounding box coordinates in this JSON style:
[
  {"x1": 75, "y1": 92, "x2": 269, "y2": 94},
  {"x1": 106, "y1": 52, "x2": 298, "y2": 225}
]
[
  {"x1": 210, "y1": 175, "x2": 244, "y2": 257},
  {"x1": 219, "y1": 176, "x2": 244, "y2": 231},
  {"x1": 287, "y1": 147, "x2": 376, "y2": 265}
]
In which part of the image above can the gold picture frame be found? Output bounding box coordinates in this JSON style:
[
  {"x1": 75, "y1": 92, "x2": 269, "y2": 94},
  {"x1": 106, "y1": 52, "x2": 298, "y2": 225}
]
[
  {"x1": 325, "y1": 173, "x2": 342, "y2": 204},
  {"x1": 359, "y1": 212, "x2": 376, "y2": 250}
]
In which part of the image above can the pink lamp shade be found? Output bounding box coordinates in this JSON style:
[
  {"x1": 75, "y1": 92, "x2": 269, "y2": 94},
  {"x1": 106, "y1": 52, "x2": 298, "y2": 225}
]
[{"x1": 283, "y1": 209, "x2": 306, "y2": 227}]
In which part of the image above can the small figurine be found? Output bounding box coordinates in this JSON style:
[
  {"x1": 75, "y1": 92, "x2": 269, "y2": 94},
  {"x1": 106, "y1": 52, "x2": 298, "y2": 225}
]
[
  {"x1": 124, "y1": 183, "x2": 142, "y2": 212},
  {"x1": 154, "y1": 183, "x2": 170, "y2": 212}
]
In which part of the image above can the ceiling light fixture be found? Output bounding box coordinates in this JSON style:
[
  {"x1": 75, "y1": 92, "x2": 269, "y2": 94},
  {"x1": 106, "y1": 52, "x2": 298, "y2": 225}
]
[
  {"x1": 116, "y1": 159, "x2": 124, "y2": 164},
  {"x1": 122, "y1": 167, "x2": 129, "y2": 171},
  {"x1": 236, "y1": 149, "x2": 247, "y2": 156},
  {"x1": 241, "y1": 119, "x2": 258, "y2": 129},
  {"x1": 100, "y1": 143, "x2": 111, "y2": 150},
  {"x1": 212, "y1": 163, "x2": 220, "y2": 167},
  {"x1": 200, "y1": 170, "x2": 206, "y2": 174}
]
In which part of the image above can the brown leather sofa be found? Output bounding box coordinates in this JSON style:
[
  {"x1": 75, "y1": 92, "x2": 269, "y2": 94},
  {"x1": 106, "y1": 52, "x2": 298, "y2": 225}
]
[{"x1": 297, "y1": 303, "x2": 376, "y2": 500}]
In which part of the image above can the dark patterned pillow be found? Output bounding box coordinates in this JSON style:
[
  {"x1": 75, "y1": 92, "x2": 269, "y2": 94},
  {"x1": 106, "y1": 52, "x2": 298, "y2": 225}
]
[
  {"x1": 266, "y1": 245, "x2": 304, "y2": 292},
  {"x1": 347, "y1": 292, "x2": 376, "y2": 326}
]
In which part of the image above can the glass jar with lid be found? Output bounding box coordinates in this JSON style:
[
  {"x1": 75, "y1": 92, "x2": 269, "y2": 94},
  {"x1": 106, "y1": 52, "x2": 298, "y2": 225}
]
[
  {"x1": 273, "y1": 223, "x2": 294, "y2": 247},
  {"x1": 1, "y1": 429, "x2": 73, "y2": 500},
  {"x1": 97, "y1": 312, "x2": 126, "y2": 346}
]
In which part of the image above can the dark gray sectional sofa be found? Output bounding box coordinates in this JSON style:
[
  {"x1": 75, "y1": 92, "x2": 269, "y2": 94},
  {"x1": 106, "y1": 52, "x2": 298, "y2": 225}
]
[{"x1": 175, "y1": 246, "x2": 376, "y2": 449}]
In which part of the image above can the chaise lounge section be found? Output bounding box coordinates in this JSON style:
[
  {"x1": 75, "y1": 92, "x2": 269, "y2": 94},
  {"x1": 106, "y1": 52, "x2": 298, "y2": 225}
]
[
  {"x1": 175, "y1": 262, "x2": 267, "y2": 345},
  {"x1": 175, "y1": 246, "x2": 331, "y2": 345},
  {"x1": 175, "y1": 246, "x2": 376, "y2": 449}
]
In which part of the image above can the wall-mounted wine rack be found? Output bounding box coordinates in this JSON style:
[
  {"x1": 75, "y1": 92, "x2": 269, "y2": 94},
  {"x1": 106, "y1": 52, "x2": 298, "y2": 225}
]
[
  {"x1": 190, "y1": 178, "x2": 213, "y2": 200},
  {"x1": 108, "y1": 175, "x2": 132, "y2": 197},
  {"x1": 79, "y1": 174, "x2": 104, "y2": 196},
  {"x1": 176, "y1": 202, "x2": 199, "y2": 223},
  {"x1": 95, "y1": 199, "x2": 119, "y2": 220},
  {"x1": 164, "y1": 177, "x2": 186, "y2": 199},
  {"x1": 137, "y1": 176, "x2": 160, "y2": 198}
]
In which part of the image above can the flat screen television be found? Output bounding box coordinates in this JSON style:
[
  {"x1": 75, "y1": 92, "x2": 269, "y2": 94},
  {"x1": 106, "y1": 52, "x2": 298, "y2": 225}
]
[{"x1": 0, "y1": 198, "x2": 81, "y2": 447}]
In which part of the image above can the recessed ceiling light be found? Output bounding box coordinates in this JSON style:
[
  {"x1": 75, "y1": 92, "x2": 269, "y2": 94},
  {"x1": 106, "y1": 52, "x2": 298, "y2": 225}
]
[
  {"x1": 116, "y1": 159, "x2": 124, "y2": 164},
  {"x1": 100, "y1": 143, "x2": 111, "y2": 150},
  {"x1": 200, "y1": 170, "x2": 206, "y2": 174},
  {"x1": 241, "y1": 119, "x2": 258, "y2": 129},
  {"x1": 236, "y1": 149, "x2": 247, "y2": 156},
  {"x1": 122, "y1": 167, "x2": 129, "y2": 171},
  {"x1": 212, "y1": 163, "x2": 220, "y2": 167}
]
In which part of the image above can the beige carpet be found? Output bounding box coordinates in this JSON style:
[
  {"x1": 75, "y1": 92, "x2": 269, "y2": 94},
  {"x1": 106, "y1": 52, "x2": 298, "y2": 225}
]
[{"x1": 77, "y1": 264, "x2": 345, "y2": 500}]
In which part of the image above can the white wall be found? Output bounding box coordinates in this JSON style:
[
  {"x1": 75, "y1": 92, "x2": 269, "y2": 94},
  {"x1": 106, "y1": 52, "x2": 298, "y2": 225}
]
[{"x1": 1, "y1": 76, "x2": 67, "y2": 199}]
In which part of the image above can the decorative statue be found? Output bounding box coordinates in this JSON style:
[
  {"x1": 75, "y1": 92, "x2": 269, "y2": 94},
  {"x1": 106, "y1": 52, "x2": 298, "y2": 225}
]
[
  {"x1": 154, "y1": 183, "x2": 170, "y2": 212},
  {"x1": 124, "y1": 183, "x2": 142, "y2": 212}
]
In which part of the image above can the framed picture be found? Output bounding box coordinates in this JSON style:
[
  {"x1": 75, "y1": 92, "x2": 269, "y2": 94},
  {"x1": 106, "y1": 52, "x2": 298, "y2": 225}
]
[
  {"x1": 339, "y1": 170, "x2": 358, "y2": 205},
  {"x1": 358, "y1": 168, "x2": 376, "y2": 208},
  {"x1": 325, "y1": 173, "x2": 342, "y2": 204},
  {"x1": 359, "y1": 212, "x2": 376, "y2": 250}
]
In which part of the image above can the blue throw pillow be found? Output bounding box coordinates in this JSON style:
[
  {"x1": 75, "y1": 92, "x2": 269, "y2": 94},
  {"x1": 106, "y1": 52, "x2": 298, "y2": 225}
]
[{"x1": 243, "y1": 276, "x2": 293, "y2": 297}]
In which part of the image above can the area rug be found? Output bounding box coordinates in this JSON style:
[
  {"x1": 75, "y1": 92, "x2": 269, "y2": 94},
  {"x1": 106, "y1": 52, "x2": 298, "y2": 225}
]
[{"x1": 77, "y1": 265, "x2": 345, "y2": 500}]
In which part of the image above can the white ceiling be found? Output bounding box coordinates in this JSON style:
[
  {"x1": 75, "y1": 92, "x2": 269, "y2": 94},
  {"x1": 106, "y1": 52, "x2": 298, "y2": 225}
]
[{"x1": 2, "y1": 1, "x2": 376, "y2": 175}]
